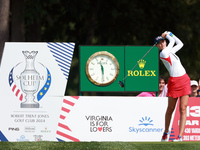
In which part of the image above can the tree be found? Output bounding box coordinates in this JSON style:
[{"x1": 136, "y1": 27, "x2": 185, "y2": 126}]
[
  {"x1": 0, "y1": 0, "x2": 10, "y2": 63},
  {"x1": 2, "y1": 0, "x2": 200, "y2": 95},
  {"x1": 10, "y1": 0, "x2": 25, "y2": 41}
]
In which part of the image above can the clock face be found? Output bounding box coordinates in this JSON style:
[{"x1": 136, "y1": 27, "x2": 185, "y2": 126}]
[{"x1": 85, "y1": 51, "x2": 119, "y2": 86}]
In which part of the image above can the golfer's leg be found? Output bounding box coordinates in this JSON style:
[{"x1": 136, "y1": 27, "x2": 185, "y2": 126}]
[
  {"x1": 164, "y1": 97, "x2": 178, "y2": 133},
  {"x1": 179, "y1": 95, "x2": 189, "y2": 137}
]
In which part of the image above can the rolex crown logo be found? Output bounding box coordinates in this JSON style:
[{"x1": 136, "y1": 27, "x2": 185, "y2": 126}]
[{"x1": 138, "y1": 59, "x2": 146, "y2": 69}]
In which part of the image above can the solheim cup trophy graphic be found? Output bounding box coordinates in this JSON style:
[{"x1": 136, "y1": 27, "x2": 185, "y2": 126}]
[{"x1": 20, "y1": 51, "x2": 40, "y2": 108}]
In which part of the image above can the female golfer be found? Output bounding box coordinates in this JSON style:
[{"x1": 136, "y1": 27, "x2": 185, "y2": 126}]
[{"x1": 154, "y1": 31, "x2": 191, "y2": 142}]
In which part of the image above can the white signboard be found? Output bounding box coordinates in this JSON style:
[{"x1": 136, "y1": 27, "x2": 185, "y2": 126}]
[
  {"x1": 0, "y1": 42, "x2": 75, "y2": 141},
  {"x1": 55, "y1": 96, "x2": 168, "y2": 142},
  {"x1": 0, "y1": 94, "x2": 169, "y2": 142}
]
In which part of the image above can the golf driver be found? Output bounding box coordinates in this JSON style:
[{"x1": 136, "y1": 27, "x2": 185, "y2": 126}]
[{"x1": 118, "y1": 43, "x2": 157, "y2": 88}]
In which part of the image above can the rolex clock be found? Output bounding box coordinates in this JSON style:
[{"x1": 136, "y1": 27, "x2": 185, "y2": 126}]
[{"x1": 85, "y1": 51, "x2": 119, "y2": 86}]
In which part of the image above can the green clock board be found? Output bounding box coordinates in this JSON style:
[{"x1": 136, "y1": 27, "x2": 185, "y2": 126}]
[{"x1": 80, "y1": 46, "x2": 159, "y2": 92}]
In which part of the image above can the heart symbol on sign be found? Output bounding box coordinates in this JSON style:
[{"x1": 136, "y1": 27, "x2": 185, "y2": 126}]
[{"x1": 98, "y1": 127, "x2": 102, "y2": 132}]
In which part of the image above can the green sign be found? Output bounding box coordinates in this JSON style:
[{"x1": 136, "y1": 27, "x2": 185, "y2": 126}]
[
  {"x1": 80, "y1": 46, "x2": 158, "y2": 92},
  {"x1": 124, "y1": 46, "x2": 159, "y2": 92}
]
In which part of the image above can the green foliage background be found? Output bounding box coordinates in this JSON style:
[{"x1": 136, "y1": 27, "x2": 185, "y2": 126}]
[{"x1": 14, "y1": 0, "x2": 200, "y2": 95}]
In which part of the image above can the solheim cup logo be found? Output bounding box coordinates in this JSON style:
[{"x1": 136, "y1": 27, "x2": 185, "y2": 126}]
[
  {"x1": 8, "y1": 51, "x2": 51, "y2": 108},
  {"x1": 20, "y1": 51, "x2": 40, "y2": 108}
]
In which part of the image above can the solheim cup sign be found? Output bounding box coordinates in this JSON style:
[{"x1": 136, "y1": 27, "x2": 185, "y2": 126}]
[{"x1": 0, "y1": 42, "x2": 75, "y2": 141}]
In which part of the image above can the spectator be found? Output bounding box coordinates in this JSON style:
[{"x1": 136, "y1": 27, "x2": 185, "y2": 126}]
[
  {"x1": 136, "y1": 92, "x2": 156, "y2": 97},
  {"x1": 158, "y1": 75, "x2": 167, "y2": 97},
  {"x1": 190, "y1": 80, "x2": 200, "y2": 97},
  {"x1": 198, "y1": 78, "x2": 200, "y2": 95},
  {"x1": 160, "y1": 84, "x2": 168, "y2": 97},
  {"x1": 197, "y1": 89, "x2": 200, "y2": 96}
]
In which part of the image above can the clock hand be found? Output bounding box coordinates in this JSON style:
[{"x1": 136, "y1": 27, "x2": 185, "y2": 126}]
[
  {"x1": 101, "y1": 64, "x2": 104, "y2": 75},
  {"x1": 100, "y1": 62, "x2": 104, "y2": 82}
]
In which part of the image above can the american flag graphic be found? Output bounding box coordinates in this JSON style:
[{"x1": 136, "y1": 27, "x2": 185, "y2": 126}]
[
  {"x1": 47, "y1": 42, "x2": 75, "y2": 80},
  {"x1": 8, "y1": 67, "x2": 23, "y2": 101},
  {"x1": 56, "y1": 96, "x2": 80, "y2": 142}
]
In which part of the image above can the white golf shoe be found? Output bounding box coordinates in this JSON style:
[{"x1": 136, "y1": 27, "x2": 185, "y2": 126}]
[{"x1": 172, "y1": 135, "x2": 183, "y2": 142}]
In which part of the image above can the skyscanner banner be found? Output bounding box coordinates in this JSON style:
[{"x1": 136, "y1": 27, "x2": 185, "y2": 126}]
[{"x1": 55, "y1": 97, "x2": 167, "y2": 142}]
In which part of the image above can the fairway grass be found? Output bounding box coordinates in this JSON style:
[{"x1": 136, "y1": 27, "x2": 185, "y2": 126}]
[{"x1": 1, "y1": 141, "x2": 200, "y2": 150}]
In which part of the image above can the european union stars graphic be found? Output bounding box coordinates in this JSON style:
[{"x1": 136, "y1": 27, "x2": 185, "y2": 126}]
[{"x1": 37, "y1": 68, "x2": 51, "y2": 101}]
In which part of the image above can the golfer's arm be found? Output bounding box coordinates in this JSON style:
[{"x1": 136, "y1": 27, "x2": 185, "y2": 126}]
[
  {"x1": 170, "y1": 34, "x2": 184, "y2": 54},
  {"x1": 166, "y1": 35, "x2": 175, "y2": 49}
]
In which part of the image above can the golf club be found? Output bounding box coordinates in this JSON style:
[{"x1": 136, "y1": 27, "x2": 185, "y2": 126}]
[{"x1": 118, "y1": 43, "x2": 157, "y2": 88}]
